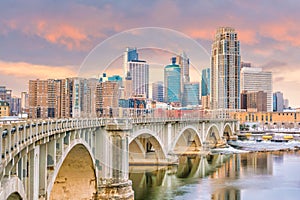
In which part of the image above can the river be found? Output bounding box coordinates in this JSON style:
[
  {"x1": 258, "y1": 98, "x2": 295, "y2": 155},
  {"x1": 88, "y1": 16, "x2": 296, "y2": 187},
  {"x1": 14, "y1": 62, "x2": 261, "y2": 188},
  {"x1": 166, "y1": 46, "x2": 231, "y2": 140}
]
[{"x1": 129, "y1": 151, "x2": 300, "y2": 200}]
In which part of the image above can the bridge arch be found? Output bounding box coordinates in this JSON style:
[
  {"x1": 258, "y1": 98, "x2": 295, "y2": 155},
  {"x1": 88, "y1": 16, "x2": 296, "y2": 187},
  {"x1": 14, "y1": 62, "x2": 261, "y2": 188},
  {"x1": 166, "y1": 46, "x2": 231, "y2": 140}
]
[
  {"x1": 47, "y1": 139, "x2": 97, "y2": 200},
  {"x1": 129, "y1": 129, "x2": 167, "y2": 164},
  {"x1": 205, "y1": 124, "x2": 221, "y2": 148},
  {"x1": 171, "y1": 126, "x2": 202, "y2": 154},
  {"x1": 1, "y1": 176, "x2": 26, "y2": 200},
  {"x1": 222, "y1": 123, "x2": 234, "y2": 140}
]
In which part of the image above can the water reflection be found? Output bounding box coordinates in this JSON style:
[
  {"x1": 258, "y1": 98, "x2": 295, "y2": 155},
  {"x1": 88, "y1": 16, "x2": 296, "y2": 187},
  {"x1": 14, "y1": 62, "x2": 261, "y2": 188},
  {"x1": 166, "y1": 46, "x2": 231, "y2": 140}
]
[{"x1": 129, "y1": 152, "x2": 300, "y2": 200}]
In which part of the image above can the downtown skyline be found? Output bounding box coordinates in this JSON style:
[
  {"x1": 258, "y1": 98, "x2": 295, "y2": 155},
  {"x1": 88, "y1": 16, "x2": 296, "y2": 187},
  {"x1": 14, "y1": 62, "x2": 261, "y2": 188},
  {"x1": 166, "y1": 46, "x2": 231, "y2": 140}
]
[{"x1": 1, "y1": 1, "x2": 300, "y2": 107}]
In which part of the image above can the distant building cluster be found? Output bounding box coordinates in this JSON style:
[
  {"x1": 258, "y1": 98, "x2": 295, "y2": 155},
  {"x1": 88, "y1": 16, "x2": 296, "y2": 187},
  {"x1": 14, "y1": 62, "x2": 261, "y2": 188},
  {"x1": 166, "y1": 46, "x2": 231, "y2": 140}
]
[{"x1": 0, "y1": 26, "x2": 295, "y2": 119}]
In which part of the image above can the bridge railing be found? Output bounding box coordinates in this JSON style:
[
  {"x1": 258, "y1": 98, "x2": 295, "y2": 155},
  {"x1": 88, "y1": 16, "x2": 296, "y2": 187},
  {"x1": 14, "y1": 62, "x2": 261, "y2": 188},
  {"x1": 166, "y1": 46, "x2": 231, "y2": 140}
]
[{"x1": 96, "y1": 107, "x2": 235, "y2": 122}]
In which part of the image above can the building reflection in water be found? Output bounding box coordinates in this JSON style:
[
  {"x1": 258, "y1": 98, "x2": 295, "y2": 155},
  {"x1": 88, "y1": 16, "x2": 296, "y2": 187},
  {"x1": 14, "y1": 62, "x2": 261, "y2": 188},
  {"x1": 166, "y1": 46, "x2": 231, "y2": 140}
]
[{"x1": 129, "y1": 153, "x2": 274, "y2": 200}]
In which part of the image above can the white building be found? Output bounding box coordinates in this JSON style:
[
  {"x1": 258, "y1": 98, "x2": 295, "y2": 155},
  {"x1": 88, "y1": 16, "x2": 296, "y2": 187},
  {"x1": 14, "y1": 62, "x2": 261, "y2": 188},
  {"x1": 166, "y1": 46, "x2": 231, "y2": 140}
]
[{"x1": 241, "y1": 67, "x2": 273, "y2": 112}]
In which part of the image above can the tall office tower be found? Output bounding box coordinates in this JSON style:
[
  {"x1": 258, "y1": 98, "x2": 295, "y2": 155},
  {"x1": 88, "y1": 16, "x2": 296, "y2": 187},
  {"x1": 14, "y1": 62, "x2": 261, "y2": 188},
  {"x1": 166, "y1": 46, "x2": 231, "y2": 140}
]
[
  {"x1": 124, "y1": 72, "x2": 133, "y2": 99},
  {"x1": 164, "y1": 57, "x2": 181, "y2": 103},
  {"x1": 182, "y1": 82, "x2": 199, "y2": 107},
  {"x1": 201, "y1": 68, "x2": 210, "y2": 109},
  {"x1": 123, "y1": 47, "x2": 149, "y2": 98},
  {"x1": 29, "y1": 79, "x2": 48, "y2": 118},
  {"x1": 240, "y1": 67, "x2": 273, "y2": 112},
  {"x1": 21, "y1": 92, "x2": 29, "y2": 114},
  {"x1": 176, "y1": 51, "x2": 190, "y2": 85},
  {"x1": 128, "y1": 60, "x2": 149, "y2": 98},
  {"x1": 211, "y1": 27, "x2": 241, "y2": 109},
  {"x1": 152, "y1": 81, "x2": 164, "y2": 102},
  {"x1": 123, "y1": 47, "x2": 139, "y2": 77},
  {"x1": 273, "y1": 91, "x2": 284, "y2": 112}
]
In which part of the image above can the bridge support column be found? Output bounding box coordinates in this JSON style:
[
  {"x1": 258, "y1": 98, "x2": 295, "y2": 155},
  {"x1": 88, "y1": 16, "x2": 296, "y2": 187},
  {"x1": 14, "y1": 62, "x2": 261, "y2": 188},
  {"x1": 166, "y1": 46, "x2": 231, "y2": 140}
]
[{"x1": 93, "y1": 120, "x2": 134, "y2": 200}]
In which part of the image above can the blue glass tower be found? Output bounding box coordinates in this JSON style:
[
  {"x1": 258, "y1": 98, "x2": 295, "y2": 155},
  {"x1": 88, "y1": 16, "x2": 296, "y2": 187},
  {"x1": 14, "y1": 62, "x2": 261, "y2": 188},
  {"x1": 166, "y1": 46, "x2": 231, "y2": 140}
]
[
  {"x1": 201, "y1": 68, "x2": 210, "y2": 96},
  {"x1": 182, "y1": 82, "x2": 199, "y2": 107},
  {"x1": 164, "y1": 57, "x2": 181, "y2": 103}
]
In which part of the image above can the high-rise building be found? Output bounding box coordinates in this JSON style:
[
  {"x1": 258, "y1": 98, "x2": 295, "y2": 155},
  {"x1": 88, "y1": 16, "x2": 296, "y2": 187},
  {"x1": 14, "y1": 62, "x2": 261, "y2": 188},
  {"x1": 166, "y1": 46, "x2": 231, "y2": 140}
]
[
  {"x1": 123, "y1": 47, "x2": 139, "y2": 77},
  {"x1": 123, "y1": 47, "x2": 149, "y2": 98},
  {"x1": 273, "y1": 91, "x2": 284, "y2": 112},
  {"x1": 201, "y1": 68, "x2": 210, "y2": 109},
  {"x1": 152, "y1": 81, "x2": 164, "y2": 102},
  {"x1": 128, "y1": 60, "x2": 149, "y2": 98},
  {"x1": 164, "y1": 57, "x2": 181, "y2": 103},
  {"x1": 176, "y1": 52, "x2": 190, "y2": 89},
  {"x1": 211, "y1": 27, "x2": 241, "y2": 109},
  {"x1": 182, "y1": 82, "x2": 199, "y2": 107},
  {"x1": 29, "y1": 79, "x2": 48, "y2": 118},
  {"x1": 240, "y1": 67, "x2": 273, "y2": 112}
]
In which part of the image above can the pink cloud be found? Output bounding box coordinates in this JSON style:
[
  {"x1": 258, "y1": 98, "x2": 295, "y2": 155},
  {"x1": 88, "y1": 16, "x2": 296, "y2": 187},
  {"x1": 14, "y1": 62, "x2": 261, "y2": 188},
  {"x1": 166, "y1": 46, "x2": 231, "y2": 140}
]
[{"x1": 0, "y1": 60, "x2": 76, "y2": 79}]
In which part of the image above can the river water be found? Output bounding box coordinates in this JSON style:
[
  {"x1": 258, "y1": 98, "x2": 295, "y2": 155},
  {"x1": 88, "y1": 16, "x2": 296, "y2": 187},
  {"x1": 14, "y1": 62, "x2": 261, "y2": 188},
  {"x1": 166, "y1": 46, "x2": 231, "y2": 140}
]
[{"x1": 129, "y1": 151, "x2": 300, "y2": 200}]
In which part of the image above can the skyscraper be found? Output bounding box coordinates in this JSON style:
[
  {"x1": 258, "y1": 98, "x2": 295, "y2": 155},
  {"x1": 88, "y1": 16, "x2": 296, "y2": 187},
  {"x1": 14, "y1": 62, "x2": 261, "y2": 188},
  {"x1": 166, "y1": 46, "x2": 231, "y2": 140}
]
[
  {"x1": 201, "y1": 68, "x2": 210, "y2": 109},
  {"x1": 123, "y1": 47, "x2": 139, "y2": 77},
  {"x1": 123, "y1": 48, "x2": 149, "y2": 98},
  {"x1": 273, "y1": 91, "x2": 284, "y2": 112},
  {"x1": 211, "y1": 27, "x2": 241, "y2": 109},
  {"x1": 182, "y1": 82, "x2": 199, "y2": 107},
  {"x1": 29, "y1": 79, "x2": 48, "y2": 118},
  {"x1": 164, "y1": 57, "x2": 181, "y2": 103},
  {"x1": 152, "y1": 81, "x2": 164, "y2": 102},
  {"x1": 240, "y1": 67, "x2": 273, "y2": 112}
]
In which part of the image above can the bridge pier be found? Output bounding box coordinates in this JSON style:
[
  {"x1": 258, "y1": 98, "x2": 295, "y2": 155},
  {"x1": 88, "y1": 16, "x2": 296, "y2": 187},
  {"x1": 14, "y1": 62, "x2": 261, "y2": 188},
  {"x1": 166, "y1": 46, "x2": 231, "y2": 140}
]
[{"x1": 93, "y1": 120, "x2": 134, "y2": 200}]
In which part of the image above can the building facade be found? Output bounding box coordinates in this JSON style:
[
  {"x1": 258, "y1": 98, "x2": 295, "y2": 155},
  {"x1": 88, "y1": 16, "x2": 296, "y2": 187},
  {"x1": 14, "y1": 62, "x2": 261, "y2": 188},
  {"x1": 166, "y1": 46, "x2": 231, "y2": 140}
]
[
  {"x1": 201, "y1": 68, "x2": 210, "y2": 109},
  {"x1": 211, "y1": 27, "x2": 241, "y2": 109},
  {"x1": 152, "y1": 81, "x2": 164, "y2": 102},
  {"x1": 123, "y1": 47, "x2": 149, "y2": 98},
  {"x1": 0, "y1": 101, "x2": 9, "y2": 117},
  {"x1": 182, "y1": 82, "x2": 199, "y2": 107},
  {"x1": 164, "y1": 57, "x2": 181, "y2": 103},
  {"x1": 240, "y1": 67, "x2": 272, "y2": 112},
  {"x1": 273, "y1": 91, "x2": 284, "y2": 112},
  {"x1": 96, "y1": 81, "x2": 119, "y2": 117}
]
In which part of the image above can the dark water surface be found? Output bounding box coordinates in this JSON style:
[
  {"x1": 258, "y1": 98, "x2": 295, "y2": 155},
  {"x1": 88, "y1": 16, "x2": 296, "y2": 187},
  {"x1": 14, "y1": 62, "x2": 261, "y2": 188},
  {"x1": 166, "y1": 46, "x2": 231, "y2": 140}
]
[{"x1": 129, "y1": 152, "x2": 300, "y2": 200}]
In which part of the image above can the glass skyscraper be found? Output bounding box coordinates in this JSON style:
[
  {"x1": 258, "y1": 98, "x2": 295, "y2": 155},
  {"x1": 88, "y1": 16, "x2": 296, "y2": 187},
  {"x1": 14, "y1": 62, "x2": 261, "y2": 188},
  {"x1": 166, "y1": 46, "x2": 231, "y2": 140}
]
[
  {"x1": 182, "y1": 82, "x2": 199, "y2": 107},
  {"x1": 164, "y1": 57, "x2": 181, "y2": 103},
  {"x1": 201, "y1": 68, "x2": 210, "y2": 96},
  {"x1": 152, "y1": 81, "x2": 164, "y2": 102},
  {"x1": 211, "y1": 27, "x2": 241, "y2": 109}
]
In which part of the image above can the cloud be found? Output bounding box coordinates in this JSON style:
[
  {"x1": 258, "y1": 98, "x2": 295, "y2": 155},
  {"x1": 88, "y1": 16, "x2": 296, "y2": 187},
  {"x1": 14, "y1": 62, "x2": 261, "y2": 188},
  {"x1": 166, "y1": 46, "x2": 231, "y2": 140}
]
[
  {"x1": 261, "y1": 60, "x2": 287, "y2": 71},
  {"x1": 0, "y1": 60, "x2": 76, "y2": 79}
]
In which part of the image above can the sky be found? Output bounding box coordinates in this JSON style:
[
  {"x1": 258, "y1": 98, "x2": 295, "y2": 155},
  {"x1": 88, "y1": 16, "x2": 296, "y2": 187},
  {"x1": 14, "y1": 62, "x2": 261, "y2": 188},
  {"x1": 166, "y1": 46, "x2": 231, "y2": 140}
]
[{"x1": 1, "y1": 0, "x2": 300, "y2": 107}]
